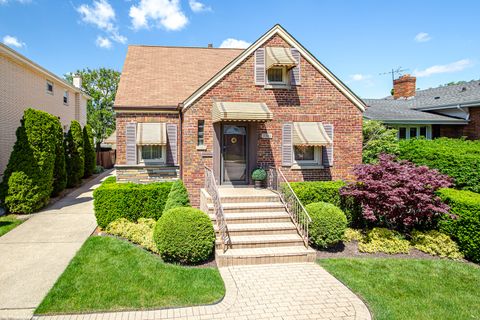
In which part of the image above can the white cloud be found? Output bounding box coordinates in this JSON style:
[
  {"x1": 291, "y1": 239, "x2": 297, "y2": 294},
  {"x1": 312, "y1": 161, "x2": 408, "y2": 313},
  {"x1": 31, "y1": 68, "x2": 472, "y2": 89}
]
[
  {"x1": 349, "y1": 74, "x2": 371, "y2": 81},
  {"x1": 188, "y1": 0, "x2": 210, "y2": 12},
  {"x1": 77, "y1": 0, "x2": 127, "y2": 45},
  {"x1": 129, "y1": 0, "x2": 188, "y2": 31},
  {"x1": 413, "y1": 59, "x2": 474, "y2": 77},
  {"x1": 2, "y1": 35, "x2": 25, "y2": 48},
  {"x1": 219, "y1": 38, "x2": 250, "y2": 49},
  {"x1": 96, "y1": 36, "x2": 112, "y2": 49},
  {"x1": 414, "y1": 32, "x2": 431, "y2": 43}
]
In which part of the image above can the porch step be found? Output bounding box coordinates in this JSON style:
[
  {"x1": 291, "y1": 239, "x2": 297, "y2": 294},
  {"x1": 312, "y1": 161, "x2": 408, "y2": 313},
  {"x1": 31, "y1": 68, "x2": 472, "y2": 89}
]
[
  {"x1": 207, "y1": 202, "x2": 286, "y2": 213},
  {"x1": 216, "y1": 246, "x2": 316, "y2": 267},
  {"x1": 215, "y1": 222, "x2": 298, "y2": 236},
  {"x1": 201, "y1": 188, "x2": 281, "y2": 204},
  {"x1": 209, "y1": 211, "x2": 291, "y2": 224},
  {"x1": 216, "y1": 234, "x2": 305, "y2": 249}
]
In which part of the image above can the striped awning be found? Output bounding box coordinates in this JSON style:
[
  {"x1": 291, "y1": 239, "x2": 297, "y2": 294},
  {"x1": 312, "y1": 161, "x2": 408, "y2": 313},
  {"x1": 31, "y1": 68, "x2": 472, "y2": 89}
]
[
  {"x1": 212, "y1": 102, "x2": 273, "y2": 123},
  {"x1": 136, "y1": 123, "x2": 167, "y2": 145},
  {"x1": 265, "y1": 47, "x2": 297, "y2": 69},
  {"x1": 293, "y1": 122, "x2": 332, "y2": 146}
]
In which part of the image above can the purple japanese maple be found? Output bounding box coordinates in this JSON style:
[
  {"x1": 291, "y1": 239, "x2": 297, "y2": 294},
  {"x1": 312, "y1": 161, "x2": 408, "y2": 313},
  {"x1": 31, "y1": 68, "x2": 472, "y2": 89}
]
[{"x1": 341, "y1": 154, "x2": 453, "y2": 230}]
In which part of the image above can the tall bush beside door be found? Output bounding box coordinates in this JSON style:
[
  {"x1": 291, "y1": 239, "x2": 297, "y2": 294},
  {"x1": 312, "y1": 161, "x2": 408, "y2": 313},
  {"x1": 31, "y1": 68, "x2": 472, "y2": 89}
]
[
  {"x1": 83, "y1": 124, "x2": 96, "y2": 178},
  {"x1": 65, "y1": 120, "x2": 85, "y2": 187},
  {"x1": 0, "y1": 109, "x2": 59, "y2": 213},
  {"x1": 51, "y1": 123, "x2": 67, "y2": 197}
]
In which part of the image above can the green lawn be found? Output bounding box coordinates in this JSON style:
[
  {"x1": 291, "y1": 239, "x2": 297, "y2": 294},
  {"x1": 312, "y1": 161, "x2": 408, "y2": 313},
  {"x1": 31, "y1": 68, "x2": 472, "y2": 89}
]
[
  {"x1": 319, "y1": 258, "x2": 480, "y2": 320},
  {"x1": 0, "y1": 215, "x2": 23, "y2": 237},
  {"x1": 36, "y1": 236, "x2": 225, "y2": 314}
]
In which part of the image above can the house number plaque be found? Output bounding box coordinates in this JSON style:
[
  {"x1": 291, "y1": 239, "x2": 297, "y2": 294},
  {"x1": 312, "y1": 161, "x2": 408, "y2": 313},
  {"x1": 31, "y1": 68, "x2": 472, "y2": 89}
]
[{"x1": 261, "y1": 133, "x2": 273, "y2": 139}]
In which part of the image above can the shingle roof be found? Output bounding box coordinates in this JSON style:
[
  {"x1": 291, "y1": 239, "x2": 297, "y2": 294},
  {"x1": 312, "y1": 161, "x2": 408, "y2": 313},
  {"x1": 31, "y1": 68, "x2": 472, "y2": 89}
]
[
  {"x1": 114, "y1": 46, "x2": 244, "y2": 108},
  {"x1": 363, "y1": 80, "x2": 480, "y2": 123}
]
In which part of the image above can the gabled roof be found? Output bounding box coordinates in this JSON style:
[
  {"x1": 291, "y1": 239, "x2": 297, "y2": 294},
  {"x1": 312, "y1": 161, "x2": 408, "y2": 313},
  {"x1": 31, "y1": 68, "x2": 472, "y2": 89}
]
[
  {"x1": 364, "y1": 80, "x2": 480, "y2": 124},
  {"x1": 182, "y1": 24, "x2": 366, "y2": 112},
  {"x1": 114, "y1": 46, "x2": 243, "y2": 108}
]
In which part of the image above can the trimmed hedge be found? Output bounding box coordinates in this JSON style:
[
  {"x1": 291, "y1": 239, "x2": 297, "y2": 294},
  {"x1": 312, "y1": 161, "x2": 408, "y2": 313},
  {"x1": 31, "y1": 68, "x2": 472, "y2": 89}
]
[
  {"x1": 154, "y1": 207, "x2": 215, "y2": 264},
  {"x1": 437, "y1": 188, "x2": 480, "y2": 262},
  {"x1": 51, "y1": 124, "x2": 67, "y2": 197},
  {"x1": 83, "y1": 124, "x2": 96, "y2": 178},
  {"x1": 289, "y1": 181, "x2": 361, "y2": 225},
  {"x1": 163, "y1": 179, "x2": 190, "y2": 212},
  {"x1": 65, "y1": 121, "x2": 85, "y2": 187},
  {"x1": 399, "y1": 138, "x2": 480, "y2": 193},
  {"x1": 93, "y1": 178, "x2": 173, "y2": 228},
  {"x1": 0, "y1": 108, "x2": 59, "y2": 213},
  {"x1": 305, "y1": 202, "x2": 347, "y2": 248}
]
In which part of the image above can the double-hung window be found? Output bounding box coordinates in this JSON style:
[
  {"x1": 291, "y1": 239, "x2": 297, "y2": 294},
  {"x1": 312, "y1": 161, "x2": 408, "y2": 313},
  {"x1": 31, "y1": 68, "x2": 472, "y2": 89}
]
[{"x1": 139, "y1": 145, "x2": 165, "y2": 163}]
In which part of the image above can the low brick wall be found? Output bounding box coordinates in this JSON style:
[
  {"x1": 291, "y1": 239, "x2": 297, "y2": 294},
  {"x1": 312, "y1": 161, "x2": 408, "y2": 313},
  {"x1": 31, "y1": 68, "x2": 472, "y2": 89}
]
[{"x1": 116, "y1": 165, "x2": 179, "y2": 183}]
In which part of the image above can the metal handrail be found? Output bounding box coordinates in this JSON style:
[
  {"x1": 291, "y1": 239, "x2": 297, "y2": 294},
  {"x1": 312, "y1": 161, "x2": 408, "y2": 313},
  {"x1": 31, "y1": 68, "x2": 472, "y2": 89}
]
[
  {"x1": 267, "y1": 167, "x2": 312, "y2": 247},
  {"x1": 204, "y1": 166, "x2": 230, "y2": 252}
]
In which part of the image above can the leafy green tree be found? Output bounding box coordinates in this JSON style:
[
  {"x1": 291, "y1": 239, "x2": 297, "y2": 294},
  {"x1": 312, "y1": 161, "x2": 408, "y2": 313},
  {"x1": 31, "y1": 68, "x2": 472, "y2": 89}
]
[
  {"x1": 83, "y1": 124, "x2": 96, "y2": 178},
  {"x1": 65, "y1": 121, "x2": 85, "y2": 187},
  {"x1": 65, "y1": 68, "x2": 120, "y2": 150},
  {"x1": 362, "y1": 120, "x2": 399, "y2": 164}
]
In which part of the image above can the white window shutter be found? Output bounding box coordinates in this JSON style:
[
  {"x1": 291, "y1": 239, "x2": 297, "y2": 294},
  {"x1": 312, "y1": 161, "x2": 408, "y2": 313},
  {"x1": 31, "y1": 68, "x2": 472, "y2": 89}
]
[
  {"x1": 166, "y1": 123, "x2": 178, "y2": 166},
  {"x1": 322, "y1": 124, "x2": 334, "y2": 167},
  {"x1": 255, "y1": 48, "x2": 265, "y2": 85},
  {"x1": 282, "y1": 122, "x2": 293, "y2": 166},
  {"x1": 290, "y1": 48, "x2": 301, "y2": 85},
  {"x1": 125, "y1": 122, "x2": 137, "y2": 165}
]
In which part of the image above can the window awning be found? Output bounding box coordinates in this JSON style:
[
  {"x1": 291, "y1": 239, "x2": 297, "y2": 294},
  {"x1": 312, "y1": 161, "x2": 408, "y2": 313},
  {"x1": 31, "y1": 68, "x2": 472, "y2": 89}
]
[
  {"x1": 265, "y1": 47, "x2": 297, "y2": 70},
  {"x1": 136, "y1": 123, "x2": 167, "y2": 145},
  {"x1": 293, "y1": 122, "x2": 332, "y2": 146},
  {"x1": 212, "y1": 102, "x2": 273, "y2": 123}
]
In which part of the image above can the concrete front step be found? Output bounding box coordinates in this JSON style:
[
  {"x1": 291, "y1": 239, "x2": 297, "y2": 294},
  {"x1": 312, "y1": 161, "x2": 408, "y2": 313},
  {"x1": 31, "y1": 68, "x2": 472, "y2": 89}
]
[
  {"x1": 216, "y1": 234, "x2": 305, "y2": 249},
  {"x1": 209, "y1": 211, "x2": 291, "y2": 224},
  {"x1": 216, "y1": 246, "x2": 316, "y2": 267},
  {"x1": 207, "y1": 202, "x2": 286, "y2": 214},
  {"x1": 215, "y1": 222, "x2": 298, "y2": 236},
  {"x1": 201, "y1": 188, "x2": 281, "y2": 204}
]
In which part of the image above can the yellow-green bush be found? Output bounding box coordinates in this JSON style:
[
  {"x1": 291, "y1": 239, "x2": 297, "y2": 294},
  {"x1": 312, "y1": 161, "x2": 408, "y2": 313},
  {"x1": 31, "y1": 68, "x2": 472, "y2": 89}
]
[
  {"x1": 358, "y1": 228, "x2": 410, "y2": 254},
  {"x1": 106, "y1": 218, "x2": 158, "y2": 253},
  {"x1": 343, "y1": 228, "x2": 364, "y2": 242},
  {"x1": 411, "y1": 230, "x2": 463, "y2": 259}
]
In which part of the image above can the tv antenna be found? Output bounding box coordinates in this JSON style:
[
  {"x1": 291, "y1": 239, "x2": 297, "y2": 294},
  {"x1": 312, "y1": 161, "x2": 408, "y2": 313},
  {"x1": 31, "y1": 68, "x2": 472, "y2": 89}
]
[{"x1": 379, "y1": 67, "x2": 409, "y2": 82}]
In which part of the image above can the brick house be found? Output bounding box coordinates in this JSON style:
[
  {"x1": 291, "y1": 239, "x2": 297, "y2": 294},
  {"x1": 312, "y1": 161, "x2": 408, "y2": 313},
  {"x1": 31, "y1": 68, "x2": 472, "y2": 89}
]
[
  {"x1": 0, "y1": 43, "x2": 88, "y2": 178},
  {"x1": 114, "y1": 25, "x2": 365, "y2": 206},
  {"x1": 364, "y1": 74, "x2": 479, "y2": 139}
]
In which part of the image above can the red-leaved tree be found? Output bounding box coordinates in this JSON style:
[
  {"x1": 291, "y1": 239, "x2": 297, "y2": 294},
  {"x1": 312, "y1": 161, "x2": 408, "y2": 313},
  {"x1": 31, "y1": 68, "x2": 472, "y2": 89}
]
[{"x1": 341, "y1": 154, "x2": 453, "y2": 230}]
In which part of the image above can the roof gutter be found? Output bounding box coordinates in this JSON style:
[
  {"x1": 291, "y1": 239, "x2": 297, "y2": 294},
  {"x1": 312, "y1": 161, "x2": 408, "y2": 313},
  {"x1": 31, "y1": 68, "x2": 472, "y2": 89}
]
[
  {"x1": 376, "y1": 119, "x2": 469, "y2": 125},
  {"x1": 414, "y1": 100, "x2": 480, "y2": 111}
]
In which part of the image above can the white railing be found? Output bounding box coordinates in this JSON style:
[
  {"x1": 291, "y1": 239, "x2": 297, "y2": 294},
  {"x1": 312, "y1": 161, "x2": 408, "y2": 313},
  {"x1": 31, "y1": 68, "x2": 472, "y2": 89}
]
[
  {"x1": 267, "y1": 167, "x2": 311, "y2": 247},
  {"x1": 204, "y1": 166, "x2": 230, "y2": 252}
]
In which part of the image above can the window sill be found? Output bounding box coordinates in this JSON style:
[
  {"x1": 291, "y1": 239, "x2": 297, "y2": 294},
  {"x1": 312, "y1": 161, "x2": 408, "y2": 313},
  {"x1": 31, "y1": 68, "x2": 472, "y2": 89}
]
[
  {"x1": 196, "y1": 145, "x2": 207, "y2": 151},
  {"x1": 264, "y1": 84, "x2": 291, "y2": 90},
  {"x1": 291, "y1": 164, "x2": 324, "y2": 170}
]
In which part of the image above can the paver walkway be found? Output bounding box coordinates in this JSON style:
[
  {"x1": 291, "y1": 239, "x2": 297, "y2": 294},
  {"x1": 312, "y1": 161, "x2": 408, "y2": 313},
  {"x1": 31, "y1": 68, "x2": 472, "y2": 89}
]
[
  {"x1": 35, "y1": 263, "x2": 371, "y2": 320},
  {"x1": 0, "y1": 171, "x2": 112, "y2": 320}
]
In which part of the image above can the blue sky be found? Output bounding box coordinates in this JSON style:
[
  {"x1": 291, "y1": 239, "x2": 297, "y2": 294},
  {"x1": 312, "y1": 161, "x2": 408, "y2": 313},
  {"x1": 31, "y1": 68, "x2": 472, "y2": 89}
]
[{"x1": 1, "y1": 0, "x2": 479, "y2": 98}]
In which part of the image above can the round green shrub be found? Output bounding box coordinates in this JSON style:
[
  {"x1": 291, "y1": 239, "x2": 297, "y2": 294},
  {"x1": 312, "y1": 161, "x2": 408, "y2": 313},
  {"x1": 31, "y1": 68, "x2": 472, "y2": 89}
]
[
  {"x1": 251, "y1": 168, "x2": 267, "y2": 181},
  {"x1": 154, "y1": 207, "x2": 215, "y2": 264},
  {"x1": 163, "y1": 179, "x2": 190, "y2": 212},
  {"x1": 305, "y1": 202, "x2": 347, "y2": 248}
]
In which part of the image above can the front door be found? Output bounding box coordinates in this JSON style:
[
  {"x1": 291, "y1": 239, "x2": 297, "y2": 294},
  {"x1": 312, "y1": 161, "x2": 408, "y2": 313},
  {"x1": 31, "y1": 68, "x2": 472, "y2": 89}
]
[{"x1": 222, "y1": 125, "x2": 248, "y2": 184}]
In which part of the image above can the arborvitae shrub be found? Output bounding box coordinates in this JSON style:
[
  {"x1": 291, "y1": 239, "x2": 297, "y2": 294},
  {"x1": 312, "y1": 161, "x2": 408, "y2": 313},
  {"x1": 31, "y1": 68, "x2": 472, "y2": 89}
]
[
  {"x1": 0, "y1": 108, "x2": 58, "y2": 213},
  {"x1": 51, "y1": 124, "x2": 67, "y2": 196},
  {"x1": 65, "y1": 120, "x2": 85, "y2": 187},
  {"x1": 163, "y1": 179, "x2": 190, "y2": 212},
  {"x1": 83, "y1": 124, "x2": 96, "y2": 178}
]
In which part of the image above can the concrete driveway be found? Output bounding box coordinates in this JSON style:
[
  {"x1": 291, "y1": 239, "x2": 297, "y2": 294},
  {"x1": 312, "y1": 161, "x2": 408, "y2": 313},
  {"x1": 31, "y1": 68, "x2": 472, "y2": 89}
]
[{"x1": 0, "y1": 171, "x2": 111, "y2": 320}]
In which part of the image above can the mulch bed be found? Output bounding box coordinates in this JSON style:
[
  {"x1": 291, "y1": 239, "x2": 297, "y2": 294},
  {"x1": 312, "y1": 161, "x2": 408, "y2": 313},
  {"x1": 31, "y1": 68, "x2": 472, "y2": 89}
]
[{"x1": 316, "y1": 241, "x2": 443, "y2": 260}]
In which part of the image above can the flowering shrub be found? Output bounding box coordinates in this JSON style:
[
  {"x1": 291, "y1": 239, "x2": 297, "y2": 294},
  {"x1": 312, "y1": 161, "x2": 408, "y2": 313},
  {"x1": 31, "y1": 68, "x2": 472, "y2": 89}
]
[{"x1": 341, "y1": 154, "x2": 453, "y2": 230}]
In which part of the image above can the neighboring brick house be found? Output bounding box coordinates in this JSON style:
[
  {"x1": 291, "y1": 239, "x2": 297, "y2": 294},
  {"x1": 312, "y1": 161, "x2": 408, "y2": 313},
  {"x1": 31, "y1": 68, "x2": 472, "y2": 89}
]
[
  {"x1": 114, "y1": 25, "x2": 365, "y2": 206},
  {"x1": 0, "y1": 43, "x2": 89, "y2": 177},
  {"x1": 364, "y1": 74, "x2": 479, "y2": 139}
]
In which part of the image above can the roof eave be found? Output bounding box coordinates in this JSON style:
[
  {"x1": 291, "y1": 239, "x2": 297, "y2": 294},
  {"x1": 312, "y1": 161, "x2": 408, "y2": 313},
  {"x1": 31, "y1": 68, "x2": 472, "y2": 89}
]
[
  {"x1": 365, "y1": 118, "x2": 469, "y2": 125},
  {"x1": 415, "y1": 100, "x2": 480, "y2": 111}
]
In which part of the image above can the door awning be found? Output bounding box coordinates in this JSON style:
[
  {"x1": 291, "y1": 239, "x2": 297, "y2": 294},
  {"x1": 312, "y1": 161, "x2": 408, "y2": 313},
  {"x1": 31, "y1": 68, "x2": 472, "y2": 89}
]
[
  {"x1": 136, "y1": 123, "x2": 167, "y2": 145},
  {"x1": 265, "y1": 47, "x2": 297, "y2": 69},
  {"x1": 212, "y1": 102, "x2": 273, "y2": 123},
  {"x1": 293, "y1": 122, "x2": 332, "y2": 146}
]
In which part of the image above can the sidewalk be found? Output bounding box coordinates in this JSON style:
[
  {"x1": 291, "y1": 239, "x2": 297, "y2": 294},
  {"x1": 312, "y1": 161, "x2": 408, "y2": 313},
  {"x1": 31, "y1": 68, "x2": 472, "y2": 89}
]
[{"x1": 0, "y1": 171, "x2": 112, "y2": 320}]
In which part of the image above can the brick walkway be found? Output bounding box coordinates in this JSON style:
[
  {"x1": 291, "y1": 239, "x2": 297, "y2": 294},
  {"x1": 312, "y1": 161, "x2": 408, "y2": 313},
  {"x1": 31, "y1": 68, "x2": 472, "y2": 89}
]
[{"x1": 35, "y1": 263, "x2": 371, "y2": 320}]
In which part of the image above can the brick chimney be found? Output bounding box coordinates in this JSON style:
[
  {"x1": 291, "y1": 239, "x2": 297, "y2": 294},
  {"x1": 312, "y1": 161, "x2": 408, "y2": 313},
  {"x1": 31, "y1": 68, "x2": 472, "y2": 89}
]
[
  {"x1": 393, "y1": 74, "x2": 416, "y2": 99},
  {"x1": 72, "y1": 74, "x2": 82, "y2": 89}
]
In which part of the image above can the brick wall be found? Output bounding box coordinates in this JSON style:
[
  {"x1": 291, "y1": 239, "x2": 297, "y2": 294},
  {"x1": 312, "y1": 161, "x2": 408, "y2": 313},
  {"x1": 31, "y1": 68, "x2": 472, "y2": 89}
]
[
  {"x1": 393, "y1": 75, "x2": 416, "y2": 99},
  {"x1": 181, "y1": 35, "x2": 363, "y2": 206},
  {"x1": 437, "y1": 108, "x2": 480, "y2": 139}
]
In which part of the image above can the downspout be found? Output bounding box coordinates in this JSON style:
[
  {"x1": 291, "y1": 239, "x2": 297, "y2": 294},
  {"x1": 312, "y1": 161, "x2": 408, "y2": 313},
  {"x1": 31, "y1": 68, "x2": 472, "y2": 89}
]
[{"x1": 178, "y1": 103, "x2": 184, "y2": 179}]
